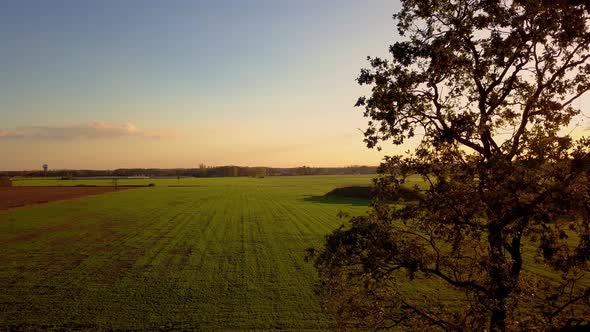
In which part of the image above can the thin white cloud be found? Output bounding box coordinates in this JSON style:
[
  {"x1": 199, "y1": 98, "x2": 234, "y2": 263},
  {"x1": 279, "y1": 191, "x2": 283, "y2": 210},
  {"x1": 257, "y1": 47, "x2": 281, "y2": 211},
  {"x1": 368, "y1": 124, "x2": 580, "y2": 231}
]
[{"x1": 0, "y1": 122, "x2": 177, "y2": 140}]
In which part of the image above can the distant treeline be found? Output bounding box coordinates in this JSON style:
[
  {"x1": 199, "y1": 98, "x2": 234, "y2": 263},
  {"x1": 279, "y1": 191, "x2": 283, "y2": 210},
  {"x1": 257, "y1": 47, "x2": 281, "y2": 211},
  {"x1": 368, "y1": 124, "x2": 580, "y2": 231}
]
[{"x1": 1, "y1": 165, "x2": 377, "y2": 178}]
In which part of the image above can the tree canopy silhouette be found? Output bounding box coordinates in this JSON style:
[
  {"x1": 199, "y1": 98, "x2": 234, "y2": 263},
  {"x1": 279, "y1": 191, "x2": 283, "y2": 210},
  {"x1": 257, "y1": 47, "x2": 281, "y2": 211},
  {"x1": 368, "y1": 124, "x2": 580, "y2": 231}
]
[{"x1": 308, "y1": 1, "x2": 590, "y2": 330}]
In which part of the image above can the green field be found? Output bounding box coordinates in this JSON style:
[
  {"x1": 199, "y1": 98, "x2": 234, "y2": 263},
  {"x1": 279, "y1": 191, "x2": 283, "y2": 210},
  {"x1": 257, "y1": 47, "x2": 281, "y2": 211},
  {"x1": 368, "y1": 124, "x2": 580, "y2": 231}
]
[
  {"x1": 0, "y1": 175, "x2": 374, "y2": 331},
  {"x1": 4, "y1": 175, "x2": 585, "y2": 330},
  {"x1": 11, "y1": 175, "x2": 383, "y2": 188}
]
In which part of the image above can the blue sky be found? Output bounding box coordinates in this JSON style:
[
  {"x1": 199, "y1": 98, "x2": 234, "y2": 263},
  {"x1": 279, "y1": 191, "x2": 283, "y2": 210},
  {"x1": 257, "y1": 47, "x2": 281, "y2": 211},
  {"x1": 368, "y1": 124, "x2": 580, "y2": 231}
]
[{"x1": 0, "y1": 1, "x2": 403, "y2": 169}]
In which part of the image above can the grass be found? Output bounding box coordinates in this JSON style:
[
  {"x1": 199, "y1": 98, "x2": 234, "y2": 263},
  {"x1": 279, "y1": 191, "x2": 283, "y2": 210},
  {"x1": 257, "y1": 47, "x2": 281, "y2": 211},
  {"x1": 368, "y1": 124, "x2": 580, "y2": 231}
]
[
  {"x1": 0, "y1": 175, "x2": 374, "y2": 330},
  {"x1": 11, "y1": 174, "x2": 427, "y2": 189},
  {"x1": 2, "y1": 174, "x2": 586, "y2": 329},
  {"x1": 10, "y1": 175, "x2": 375, "y2": 188}
]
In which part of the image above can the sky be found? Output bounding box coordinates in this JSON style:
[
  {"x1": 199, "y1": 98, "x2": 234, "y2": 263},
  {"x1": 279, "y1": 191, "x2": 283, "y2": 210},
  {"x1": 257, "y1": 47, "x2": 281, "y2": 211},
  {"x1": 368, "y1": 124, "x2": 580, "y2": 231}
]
[{"x1": 0, "y1": 0, "x2": 403, "y2": 170}]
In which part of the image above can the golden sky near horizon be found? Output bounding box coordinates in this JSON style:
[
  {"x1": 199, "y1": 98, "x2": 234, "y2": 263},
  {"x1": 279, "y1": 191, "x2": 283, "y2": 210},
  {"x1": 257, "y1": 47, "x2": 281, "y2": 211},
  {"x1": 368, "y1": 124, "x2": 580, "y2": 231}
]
[{"x1": 1, "y1": 1, "x2": 589, "y2": 171}]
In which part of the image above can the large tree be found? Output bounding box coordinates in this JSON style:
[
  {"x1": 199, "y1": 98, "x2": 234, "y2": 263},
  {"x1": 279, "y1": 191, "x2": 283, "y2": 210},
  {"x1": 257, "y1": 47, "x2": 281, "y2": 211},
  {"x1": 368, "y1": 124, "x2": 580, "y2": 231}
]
[{"x1": 309, "y1": 1, "x2": 590, "y2": 330}]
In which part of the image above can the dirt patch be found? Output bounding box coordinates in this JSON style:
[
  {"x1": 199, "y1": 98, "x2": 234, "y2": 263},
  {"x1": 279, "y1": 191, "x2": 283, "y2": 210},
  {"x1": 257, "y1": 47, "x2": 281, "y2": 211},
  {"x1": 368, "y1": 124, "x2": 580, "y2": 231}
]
[
  {"x1": 0, "y1": 177, "x2": 12, "y2": 187},
  {"x1": 0, "y1": 187, "x2": 134, "y2": 211}
]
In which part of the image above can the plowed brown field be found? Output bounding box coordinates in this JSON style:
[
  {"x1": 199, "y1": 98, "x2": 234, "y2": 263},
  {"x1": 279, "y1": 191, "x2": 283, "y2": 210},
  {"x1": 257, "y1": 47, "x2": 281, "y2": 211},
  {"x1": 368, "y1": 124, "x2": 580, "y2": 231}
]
[{"x1": 0, "y1": 187, "x2": 130, "y2": 210}]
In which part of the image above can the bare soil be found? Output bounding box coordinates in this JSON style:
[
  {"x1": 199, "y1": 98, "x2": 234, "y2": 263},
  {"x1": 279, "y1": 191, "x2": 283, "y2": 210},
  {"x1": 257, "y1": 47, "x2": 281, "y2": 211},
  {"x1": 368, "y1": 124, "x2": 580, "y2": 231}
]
[{"x1": 0, "y1": 187, "x2": 132, "y2": 211}]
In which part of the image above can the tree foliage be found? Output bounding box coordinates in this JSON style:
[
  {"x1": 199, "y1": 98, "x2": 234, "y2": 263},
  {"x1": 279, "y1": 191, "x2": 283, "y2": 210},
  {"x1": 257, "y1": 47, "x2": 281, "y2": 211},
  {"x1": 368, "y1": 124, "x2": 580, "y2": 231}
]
[{"x1": 309, "y1": 1, "x2": 590, "y2": 330}]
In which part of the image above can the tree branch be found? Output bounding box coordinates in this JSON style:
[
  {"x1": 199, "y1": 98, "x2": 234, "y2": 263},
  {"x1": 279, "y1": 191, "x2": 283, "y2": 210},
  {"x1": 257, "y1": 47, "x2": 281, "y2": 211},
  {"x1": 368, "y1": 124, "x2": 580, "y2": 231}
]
[
  {"x1": 424, "y1": 267, "x2": 490, "y2": 295},
  {"x1": 548, "y1": 288, "x2": 590, "y2": 321}
]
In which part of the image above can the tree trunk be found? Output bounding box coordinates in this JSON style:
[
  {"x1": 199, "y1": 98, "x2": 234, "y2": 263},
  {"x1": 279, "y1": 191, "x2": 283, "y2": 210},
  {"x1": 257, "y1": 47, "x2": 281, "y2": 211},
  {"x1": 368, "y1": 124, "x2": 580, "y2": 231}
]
[
  {"x1": 490, "y1": 302, "x2": 507, "y2": 332},
  {"x1": 488, "y1": 221, "x2": 509, "y2": 332}
]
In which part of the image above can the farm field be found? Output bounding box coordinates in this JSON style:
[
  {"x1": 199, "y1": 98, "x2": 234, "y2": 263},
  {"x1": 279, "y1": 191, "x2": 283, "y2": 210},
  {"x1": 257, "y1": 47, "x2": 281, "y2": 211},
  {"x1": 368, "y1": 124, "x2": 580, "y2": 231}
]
[
  {"x1": 0, "y1": 175, "x2": 374, "y2": 331},
  {"x1": 11, "y1": 175, "x2": 386, "y2": 188},
  {"x1": 0, "y1": 187, "x2": 134, "y2": 211},
  {"x1": 3, "y1": 174, "x2": 586, "y2": 330}
]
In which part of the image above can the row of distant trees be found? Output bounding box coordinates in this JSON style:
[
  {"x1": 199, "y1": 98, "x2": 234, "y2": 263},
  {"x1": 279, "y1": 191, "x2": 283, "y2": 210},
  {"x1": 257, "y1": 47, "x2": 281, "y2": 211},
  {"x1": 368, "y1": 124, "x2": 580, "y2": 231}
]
[{"x1": 0, "y1": 165, "x2": 377, "y2": 178}]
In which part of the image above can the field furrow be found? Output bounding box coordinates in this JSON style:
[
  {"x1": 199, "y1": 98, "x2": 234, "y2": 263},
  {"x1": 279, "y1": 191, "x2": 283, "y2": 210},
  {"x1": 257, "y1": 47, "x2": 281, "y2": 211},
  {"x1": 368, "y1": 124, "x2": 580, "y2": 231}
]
[{"x1": 0, "y1": 176, "x2": 372, "y2": 330}]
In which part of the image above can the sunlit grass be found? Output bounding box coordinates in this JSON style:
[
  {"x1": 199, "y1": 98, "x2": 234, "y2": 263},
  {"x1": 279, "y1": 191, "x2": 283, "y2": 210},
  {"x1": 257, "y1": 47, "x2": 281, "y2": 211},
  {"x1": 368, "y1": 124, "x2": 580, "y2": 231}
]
[
  {"x1": 0, "y1": 176, "x2": 372, "y2": 330},
  {"x1": 2, "y1": 175, "x2": 586, "y2": 329}
]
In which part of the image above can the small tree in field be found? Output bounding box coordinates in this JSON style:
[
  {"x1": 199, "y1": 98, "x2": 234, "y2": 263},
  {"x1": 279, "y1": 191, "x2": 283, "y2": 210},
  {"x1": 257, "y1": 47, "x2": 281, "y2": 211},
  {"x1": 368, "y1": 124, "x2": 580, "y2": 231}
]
[{"x1": 309, "y1": 1, "x2": 590, "y2": 331}]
